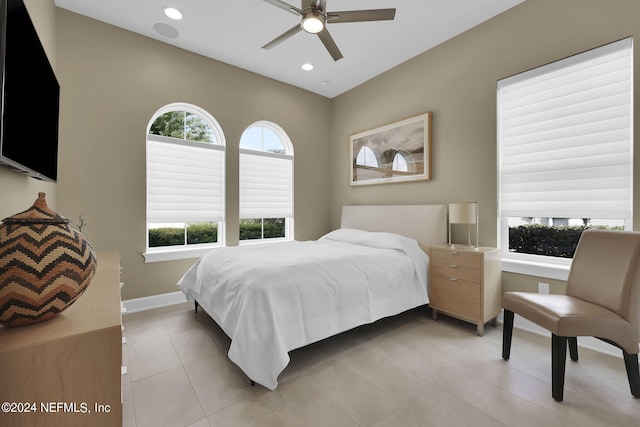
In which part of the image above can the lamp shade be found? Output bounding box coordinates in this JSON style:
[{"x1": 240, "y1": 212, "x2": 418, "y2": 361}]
[{"x1": 448, "y1": 202, "x2": 477, "y2": 224}]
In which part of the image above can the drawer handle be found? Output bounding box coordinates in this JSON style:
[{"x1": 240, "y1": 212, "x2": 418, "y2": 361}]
[
  {"x1": 449, "y1": 277, "x2": 458, "y2": 281},
  {"x1": 449, "y1": 264, "x2": 459, "y2": 268},
  {"x1": 449, "y1": 251, "x2": 459, "y2": 255}
]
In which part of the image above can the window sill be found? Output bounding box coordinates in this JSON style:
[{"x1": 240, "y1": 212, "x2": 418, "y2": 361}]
[
  {"x1": 143, "y1": 239, "x2": 292, "y2": 263},
  {"x1": 238, "y1": 238, "x2": 290, "y2": 246},
  {"x1": 502, "y1": 258, "x2": 570, "y2": 281},
  {"x1": 143, "y1": 246, "x2": 221, "y2": 263}
]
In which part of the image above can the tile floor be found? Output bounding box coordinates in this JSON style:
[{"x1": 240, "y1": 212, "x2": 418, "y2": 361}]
[{"x1": 121, "y1": 303, "x2": 640, "y2": 427}]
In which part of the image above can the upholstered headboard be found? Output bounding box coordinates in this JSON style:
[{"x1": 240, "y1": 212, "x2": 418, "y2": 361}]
[{"x1": 340, "y1": 205, "x2": 447, "y2": 251}]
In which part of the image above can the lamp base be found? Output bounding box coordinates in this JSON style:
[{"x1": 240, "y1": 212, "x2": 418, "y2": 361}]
[{"x1": 447, "y1": 243, "x2": 479, "y2": 250}]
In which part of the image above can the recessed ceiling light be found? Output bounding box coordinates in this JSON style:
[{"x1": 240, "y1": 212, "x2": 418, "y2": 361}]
[
  {"x1": 301, "y1": 63, "x2": 314, "y2": 71},
  {"x1": 163, "y1": 6, "x2": 183, "y2": 20}
]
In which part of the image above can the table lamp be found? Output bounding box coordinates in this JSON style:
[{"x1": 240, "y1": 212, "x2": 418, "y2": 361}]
[{"x1": 448, "y1": 202, "x2": 478, "y2": 248}]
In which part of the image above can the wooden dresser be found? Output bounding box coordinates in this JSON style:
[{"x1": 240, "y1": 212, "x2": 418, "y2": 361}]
[
  {"x1": 428, "y1": 245, "x2": 502, "y2": 336},
  {"x1": 0, "y1": 251, "x2": 123, "y2": 427}
]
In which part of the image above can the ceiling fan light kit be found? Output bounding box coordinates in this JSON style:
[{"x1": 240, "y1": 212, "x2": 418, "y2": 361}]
[
  {"x1": 262, "y1": 0, "x2": 396, "y2": 61},
  {"x1": 301, "y1": 11, "x2": 324, "y2": 33}
]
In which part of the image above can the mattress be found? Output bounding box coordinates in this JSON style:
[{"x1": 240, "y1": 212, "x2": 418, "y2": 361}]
[{"x1": 177, "y1": 228, "x2": 430, "y2": 390}]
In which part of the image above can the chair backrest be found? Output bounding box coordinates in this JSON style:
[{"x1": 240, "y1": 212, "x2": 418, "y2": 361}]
[
  {"x1": 567, "y1": 229, "x2": 640, "y2": 338},
  {"x1": 630, "y1": 254, "x2": 640, "y2": 341}
]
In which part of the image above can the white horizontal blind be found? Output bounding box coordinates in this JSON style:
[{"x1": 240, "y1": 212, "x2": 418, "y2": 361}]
[
  {"x1": 239, "y1": 149, "x2": 293, "y2": 219},
  {"x1": 147, "y1": 136, "x2": 225, "y2": 223},
  {"x1": 498, "y1": 38, "x2": 633, "y2": 220}
]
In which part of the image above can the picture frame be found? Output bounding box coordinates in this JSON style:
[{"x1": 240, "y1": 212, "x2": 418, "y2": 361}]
[{"x1": 349, "y1": 112, "x2": 432, "y2": 186}]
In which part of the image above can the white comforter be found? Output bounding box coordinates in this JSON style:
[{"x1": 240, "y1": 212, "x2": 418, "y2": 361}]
[{"x1": 177, "y1": 228, "x2": 430, "y2": 390}]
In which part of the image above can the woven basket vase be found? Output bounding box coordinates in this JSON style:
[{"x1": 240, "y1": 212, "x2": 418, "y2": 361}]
[{"x1": 0, "y1": 193, "x2": 97, "y2": 326}]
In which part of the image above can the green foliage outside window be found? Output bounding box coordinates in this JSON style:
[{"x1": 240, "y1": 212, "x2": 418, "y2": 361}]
[
  {"x1": 149, "y1": 111, "x2": 215, "y2": 143},
  {"x1": 239, "y1": 218, "x2": 286, "y2": 240},
  {"x1": 149, "y1": 223, "x2": 217, "y2": 247},
  {"x1": 509, "y1": 224, "x2": 623, "y2": 258}
]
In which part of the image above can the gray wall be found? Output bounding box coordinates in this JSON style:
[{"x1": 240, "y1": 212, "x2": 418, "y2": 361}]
[
  {"x1": 330, "y1": 0, "x2": 640, "y2": 294},
  {"x1": 54, "y1": 10, "x2": 332, "y2": 300}
]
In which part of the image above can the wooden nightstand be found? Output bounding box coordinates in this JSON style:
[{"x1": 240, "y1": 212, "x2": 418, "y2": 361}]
[{"x1": 428, "y1": 244, "x2": 502, "y2": 336}]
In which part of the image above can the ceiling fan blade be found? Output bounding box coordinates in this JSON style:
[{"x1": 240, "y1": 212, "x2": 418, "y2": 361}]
[
  {"x1": 262, "y1": 24, "x2": 303, "y2": 50},
  {"x1": 327, "y1": 9, "x2": 396, "y2": 23},
  {"x1": 262, "y1": 0, "x2": 302, "y2": 15},
  {"x1": 317, "y1": 29, "x2": 343, "y2": 61}
]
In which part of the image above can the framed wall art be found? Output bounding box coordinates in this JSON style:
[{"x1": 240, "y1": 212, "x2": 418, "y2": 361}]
[{"x1": 349, "y1": 112, "x2": 432, "y2": 186}]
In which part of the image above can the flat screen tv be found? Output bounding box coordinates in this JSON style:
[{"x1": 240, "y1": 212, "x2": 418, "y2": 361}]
[{"x1": 0, "y1": 0, "x2": 60, "y2": 182}]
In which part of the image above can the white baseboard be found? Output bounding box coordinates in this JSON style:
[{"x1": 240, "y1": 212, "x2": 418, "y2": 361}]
[{"x1": 122, "y1": 291, "x2": 187, "y2": 314}]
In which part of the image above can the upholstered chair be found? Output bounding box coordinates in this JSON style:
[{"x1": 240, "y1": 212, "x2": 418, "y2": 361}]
[{"x1": 502, "y1": 229, "x2": 640, "y2": 401}]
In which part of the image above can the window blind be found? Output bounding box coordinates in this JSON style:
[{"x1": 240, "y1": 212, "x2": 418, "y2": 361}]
[
  {"x1": 147, "y1": 136, "x2": 225, "y2": 223},
  {"x1": 239, "y1": 149, "x2": 293, "y2": 219},
  {"x1": 498, "y1": 38, "x2": 633, "y2": 220}
]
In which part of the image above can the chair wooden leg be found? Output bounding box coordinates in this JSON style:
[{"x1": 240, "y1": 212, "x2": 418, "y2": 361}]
[
  {"x1": 502, "y1": 309, "x2": 514, "y2": 360},
  {"x1": 552, "y1": 334, "x2": 567, "y2": 401},
  {"x1": 568, "y1": 337, "x2": 578, "y2": 362},
  {"x1": 622, "y1": 351, "x2": 640, "y2": 398}
]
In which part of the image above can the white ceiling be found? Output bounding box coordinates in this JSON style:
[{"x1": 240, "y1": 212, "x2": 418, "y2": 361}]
[{"x1": 54, "y1": 0, "x2": 525, "y2": 98}]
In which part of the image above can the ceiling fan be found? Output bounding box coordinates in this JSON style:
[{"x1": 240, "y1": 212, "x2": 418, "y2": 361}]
[{"x1": 261, "y1": 0, "x2": 396, "y2": 61}]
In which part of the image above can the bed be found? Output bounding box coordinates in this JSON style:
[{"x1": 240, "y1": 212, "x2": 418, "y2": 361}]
[{"x1": 177, "y1": 204, "x2": 447, "y2": 390}]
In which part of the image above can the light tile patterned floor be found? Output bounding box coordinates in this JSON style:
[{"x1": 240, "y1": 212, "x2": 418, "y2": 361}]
[{"x1": 122, "y1": 303, "x2": 640, "y2": 427}]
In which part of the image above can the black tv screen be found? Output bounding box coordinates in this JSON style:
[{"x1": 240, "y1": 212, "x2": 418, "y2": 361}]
[{"x1": 0, "y1": 0, "x2": 60, "y2": 182}]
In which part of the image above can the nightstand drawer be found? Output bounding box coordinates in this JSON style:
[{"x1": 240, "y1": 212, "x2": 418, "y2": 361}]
[
  {"x1": 431, "y1": 263, "x2": 480, "y2": 283},
  {"x1": 429, "y1": 275, "x2": 481, "y2": 318},
  {"x1": 431, "y1": 250, "x2": 481, "y2": 269}
]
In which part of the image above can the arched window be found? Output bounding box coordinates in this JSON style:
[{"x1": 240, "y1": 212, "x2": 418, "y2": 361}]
[
  {"x1": 239, "y1": 121, "x2": 293, "y2": 242},
  {"x1": 392, "y1": 152, "x2": 409, "y2": 172},
  {"x1": 145, "y1": 103, "x2": 225, "y2": 261},
  {"x1": 356, "y1": 146, "x2": 379, "y2": 167},
  {"x1": 355, "y1": 145, "x2": 384, "y2": 181}
]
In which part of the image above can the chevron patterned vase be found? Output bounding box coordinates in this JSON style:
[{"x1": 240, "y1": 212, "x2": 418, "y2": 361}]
[{"x1": 0, "y1": 193, "x2": 97, "y2": 327}]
